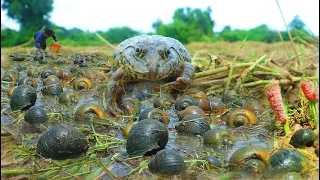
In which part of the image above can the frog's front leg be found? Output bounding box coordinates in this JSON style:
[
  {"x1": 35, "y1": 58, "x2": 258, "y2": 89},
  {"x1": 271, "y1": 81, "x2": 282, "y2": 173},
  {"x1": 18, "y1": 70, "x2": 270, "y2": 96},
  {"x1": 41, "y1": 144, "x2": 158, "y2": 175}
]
[
  {"x1": 170, "y1": 62, "x2": 195, "y2": 90},
  {"x1": 106, "y1": 67, "x2": 125, "y2": 116}
]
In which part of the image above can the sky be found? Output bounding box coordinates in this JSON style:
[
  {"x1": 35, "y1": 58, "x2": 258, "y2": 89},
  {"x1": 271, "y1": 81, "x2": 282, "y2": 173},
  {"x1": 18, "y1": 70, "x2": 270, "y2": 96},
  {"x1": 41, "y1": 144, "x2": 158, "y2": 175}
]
[{"x1": 1, "y1": 0, "x2": 319, "y2": 35}]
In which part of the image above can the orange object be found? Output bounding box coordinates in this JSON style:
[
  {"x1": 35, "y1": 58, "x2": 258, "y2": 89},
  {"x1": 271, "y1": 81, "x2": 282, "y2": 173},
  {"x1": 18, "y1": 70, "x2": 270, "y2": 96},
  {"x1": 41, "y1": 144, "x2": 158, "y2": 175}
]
[{"x1": 49, "y1": 43, "x2": 61, "y2": 53}]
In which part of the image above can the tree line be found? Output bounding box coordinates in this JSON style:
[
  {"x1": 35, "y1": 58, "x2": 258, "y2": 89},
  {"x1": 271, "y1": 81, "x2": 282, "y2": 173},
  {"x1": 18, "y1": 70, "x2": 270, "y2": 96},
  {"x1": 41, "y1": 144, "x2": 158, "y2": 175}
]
[{"x1": 1, "y1": 0, "x2": 317, "y2": 47}]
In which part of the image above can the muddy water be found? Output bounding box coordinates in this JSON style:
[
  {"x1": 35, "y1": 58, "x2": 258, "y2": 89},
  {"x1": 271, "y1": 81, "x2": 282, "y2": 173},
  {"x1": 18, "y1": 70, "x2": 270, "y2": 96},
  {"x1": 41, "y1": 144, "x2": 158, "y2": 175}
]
[{"x1": 1, "y1": 52, "x2": 274, "y2": 179}]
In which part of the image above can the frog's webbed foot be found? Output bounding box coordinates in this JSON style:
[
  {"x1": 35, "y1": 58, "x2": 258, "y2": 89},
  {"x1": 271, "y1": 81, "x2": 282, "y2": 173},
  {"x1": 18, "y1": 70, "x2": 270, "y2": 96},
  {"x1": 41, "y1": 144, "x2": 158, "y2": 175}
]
[{"x1": 167, "y1": 76, "x2": 191, "y2": 91}]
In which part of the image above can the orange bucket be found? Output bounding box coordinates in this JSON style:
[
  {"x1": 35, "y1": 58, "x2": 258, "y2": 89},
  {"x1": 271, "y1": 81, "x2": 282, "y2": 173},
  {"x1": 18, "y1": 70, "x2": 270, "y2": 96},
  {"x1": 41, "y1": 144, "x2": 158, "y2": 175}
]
[{"x1": 49, "y1": 43, "x2": 61, "y2": 53}]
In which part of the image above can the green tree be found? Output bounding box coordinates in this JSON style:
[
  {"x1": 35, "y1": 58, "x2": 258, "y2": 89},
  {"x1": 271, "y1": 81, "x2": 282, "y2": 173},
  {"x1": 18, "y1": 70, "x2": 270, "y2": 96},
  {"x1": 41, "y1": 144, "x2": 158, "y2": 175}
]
[
  {"x1": 289, "y1": 15, "x2": 305, "y2": 30},
  {"x1": 153, "y1": 7, "x2": 215, "y2": 43},
  {"x1": 100, "y1": 27, "x2": 140, "y2": 43},
  {"x1": 1, "y1": 0, "x2": 54, "y2": 30}
]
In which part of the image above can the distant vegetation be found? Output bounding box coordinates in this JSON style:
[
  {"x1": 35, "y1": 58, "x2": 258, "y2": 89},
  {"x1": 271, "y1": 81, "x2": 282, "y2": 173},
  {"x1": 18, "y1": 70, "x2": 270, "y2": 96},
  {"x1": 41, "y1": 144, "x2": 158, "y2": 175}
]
[{"x1": 1, "y1": 0, "x2": 317, "y2": 47}]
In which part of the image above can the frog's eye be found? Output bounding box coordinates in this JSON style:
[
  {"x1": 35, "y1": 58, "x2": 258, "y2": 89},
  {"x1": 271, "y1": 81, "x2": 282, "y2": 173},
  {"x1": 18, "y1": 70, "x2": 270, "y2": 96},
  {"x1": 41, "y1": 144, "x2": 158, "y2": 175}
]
[
  {"x1": 166, "y1": 49, "x2": 170, "y2": 55},
  {"x1": 135, "y1": 47, "x2": 142, "y2": 56},
  {"x1": 163, "y1": 48, "x2": 171, "y2": 59}
]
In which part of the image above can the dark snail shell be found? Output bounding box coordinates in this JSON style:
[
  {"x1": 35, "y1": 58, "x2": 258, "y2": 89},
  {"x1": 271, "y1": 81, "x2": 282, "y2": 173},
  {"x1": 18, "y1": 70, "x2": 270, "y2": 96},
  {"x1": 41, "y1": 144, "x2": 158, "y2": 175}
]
[
  {"x1": 175, "y1": 95, "x2": 199, "y2": 111},
  {"x1": 203, "y1": 128, "x2": 233, "y2": 148},
  {"x1": 203, "y1": 156, "x2": 223, "y2": 167},
  {"x1": 56, "y1": 69, "x2": 73, "y2": 81},
  {"x1": 2, "y1": 70, "x2": 19, "y2": 83},
  {"x1": 176, "y1": 114, "x2": 210, "y2": 135},
  {"x1": 178, "y1": 106, "x2": 207, "y2": 121},
  {"x1": 222, "y1": 90, "x2": 246, "y2": 107},
  {"x1": 24, "y1": 106, "x2": 48, "y2": 125},
  {"x1": 289, "y1": 128, "x2": 316, "y2": 148},
  {"x1": 42, "y1": 81, "x2": 63, "y2": 96},
  {"x1": 27, "y1": 68, "x2": 40, "y2": 78},
  {"x1": 267, "y1": 149, "x2": 309, "y2": 176},
  {"x1": 138, "y1": 108, "x2": 170, "y2": 124},
  {"x1": 198, "y1": 97, "x2": 225, "y2": 113},
  {"x1": 126, "y1": 119, "x2": 169, "y2": 156},
  {"x1": 12, "y1": 54, "x2": 26, "y2": 61},
  {"x1": 59, "y1": 91, "x2": 79, "y2": 105},
  {"x1": 36, "y1": 124, "x2": 89, "y2": 160},
  {"x1": 43, "y1": 75, "x2": 61, "y2": 85},
  {"x1": 153, "y1": 94, "x2": 175, "y2": 109},
  {"x1": 229, "y1": 145, "x2": 269, "y2": 174},
  {"x1": 18, "y1": 76, "x2": 37, "y2": 88},
  {"x1": 74, "y1": 103, "x2": 106, "y2": 121},
  {"x1": 73, "y1": 77, "x2": 94, "y2": 90},
  {"x1": 41, "y1": 68, "x2": 56, "y2": 79},
  {"x1": 243, "y1": 98, "x2": 265, "y2": 116},
  {"x1": 148, "y1": 149, "x2": 186, "y2": 175},
  {"x1": 226, "y1": 109, "x2": 259, "y2": 128},
  {"x1": 10, "y1": 84, "x2": 37, "y2": 111}
]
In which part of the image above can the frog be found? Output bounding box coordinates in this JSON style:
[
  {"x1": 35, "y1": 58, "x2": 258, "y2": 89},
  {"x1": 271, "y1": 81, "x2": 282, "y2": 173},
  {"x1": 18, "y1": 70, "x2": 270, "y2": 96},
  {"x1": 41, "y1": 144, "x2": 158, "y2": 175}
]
[{"x1": 106, "y1": 35, "x2": 195, "y2": 116}]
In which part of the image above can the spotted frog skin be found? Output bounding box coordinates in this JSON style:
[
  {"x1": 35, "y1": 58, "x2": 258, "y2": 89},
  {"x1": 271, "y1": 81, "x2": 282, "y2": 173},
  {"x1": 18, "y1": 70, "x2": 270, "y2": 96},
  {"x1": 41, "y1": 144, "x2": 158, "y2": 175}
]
[{"x1": 106, "y1": 35, "x2": 195, "y2": 116}]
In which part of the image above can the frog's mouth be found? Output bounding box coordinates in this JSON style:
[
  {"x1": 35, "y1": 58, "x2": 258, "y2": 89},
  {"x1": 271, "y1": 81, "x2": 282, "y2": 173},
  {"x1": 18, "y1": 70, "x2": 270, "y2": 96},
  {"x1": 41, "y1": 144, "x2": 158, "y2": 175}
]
[
  {"x1": 124, "y1": 59, "x2": 176, "y2": 80},
  {"x1": 122, "y1": 48, "x2": 180, "y2": 80}
]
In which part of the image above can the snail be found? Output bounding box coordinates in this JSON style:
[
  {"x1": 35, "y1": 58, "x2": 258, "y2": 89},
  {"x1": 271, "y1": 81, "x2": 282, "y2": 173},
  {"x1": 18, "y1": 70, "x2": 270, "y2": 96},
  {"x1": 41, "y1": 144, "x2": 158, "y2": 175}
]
[
  {"x1": 126, "y1": 119, "x2": 169, "y2": 156},
  {"x1": 229, "y1": 145, "x2": 270, "y2": 175},
  {"x1": 153, "y1": 93, "x2": 175, "y2": 109},
  {"x1": 202, "y1": 156, "x2": 223, "y2": 168},
  {"x1": 10, "y1": 84, "x2": 37, "y2": 111},
  {"x1": 191, "y1": 91, "x2": 207, "y2": 101},
  {"x1": 24, "y1": 106, "x2": 48, "y2": 125},
  {"x1": 138, "y1": 108, "x2": 170, "y2": 124},
  {"x1": 12, "y1": 54, "x2": 26, "y2": 61},
  {"x1": 226, "y1": 109, "x2": 259, "y2": 128},
  {"x1": 72, "y1": 77, "x2": 94, "y2": 91},
  {"x1": 74, "y1": 103, "x2": 106, "y2": 121},
  {"x1": 178, "y1": 106, "x2": 207, "y2": 121},
  {"x1": 203, "y1": 128, "x2": 233, "y2": 148},
  {"x1": 56, "y1": 69, "x2": 73, "y2": 81},
  {"x1": 222, "y1": 90, "x2": 246, "y2": 107},
  {"x1": 175, "y1": 95, "x2": 199, "y2": 111},
  {"x1": 18, "y1": 76, "x2": 38, "y2": 88},
  {"x1": 148, "y1": 149, "x2": 186, "y2": 175},
  {"x1": 59, "y1": 91, "x2": 79, "y2": 105},
  {"x1": 40, "y1": 67, "x2": 56, "y2": 79},
  {"x1": 122, "y1": 121, "x2": 137, "y2": 138},
  {"x1": 43, "y1": 75, "x2": 61, "y2": 85},
  {"x1": 2, "y1": 70, "x2": 19, "y2": 83},
  {"x1": 121, "y1": 92, "x2": 143, "y2": 116},
  {"x1": 27, "y1": 67, "x2": 40, "y2": 78},
  {"x1": 243, "y1": 98, "x2": 265, "y2": 116},
  {"x1": 289, "y1": 128, "x2": 316, "y2": 148},
  {"x1": 176, "y1": 114, "x2": 210, "y2": 135},
  {"x1": 7, "y1": 86, "x2": 17, "y2": 97},
  {"x1": 42, "y1": 81, "x2": 63, "y2": 96},
  {"x1": 198, "y1": 96, "x2": 225, "y2": 113},
  {"x1": 265, "y1": 149, "x2": 309, "y2": 178},
  {"x1": 36, "y1": 124, "x2": 89, "y2": 160}
]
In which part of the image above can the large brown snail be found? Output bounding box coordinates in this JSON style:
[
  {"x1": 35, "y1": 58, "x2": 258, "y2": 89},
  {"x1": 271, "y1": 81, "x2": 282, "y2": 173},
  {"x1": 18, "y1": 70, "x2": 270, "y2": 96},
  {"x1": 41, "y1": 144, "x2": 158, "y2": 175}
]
[
  {"x1": 72, "y1": 77, "x2": 94, "y2": 91},
  {"x1": 226, "y1": 109, "x2": 259, "y2": 128},
  {"x1": 74, "y1": 103, "x2": 106, "y2": 121},
  {"x1": 138, "y1": 107, "x2": 170, "y2": 124}
]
